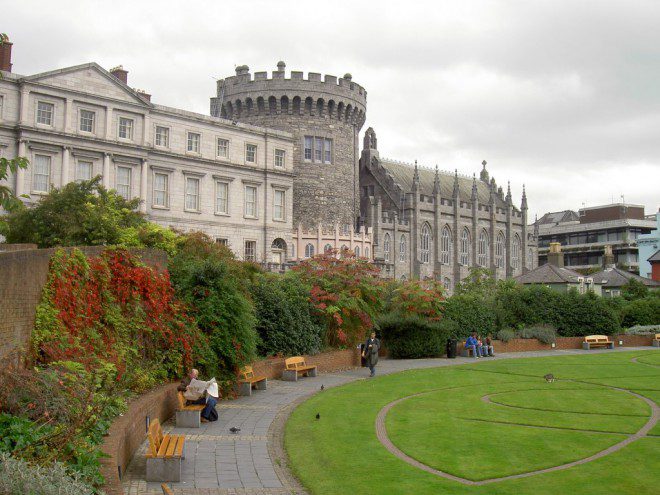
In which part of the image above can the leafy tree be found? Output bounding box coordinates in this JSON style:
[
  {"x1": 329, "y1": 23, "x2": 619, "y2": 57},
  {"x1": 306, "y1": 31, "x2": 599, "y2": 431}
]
[
  {"x1": 0, "y1": 157, "x2": 29, "y2": 214},
  {"x1": 620, "y1": 278, "x2": 649, "y2": 301},
  {"x1": 4, "y1": 177, "x2": 145, "y2": 247}
]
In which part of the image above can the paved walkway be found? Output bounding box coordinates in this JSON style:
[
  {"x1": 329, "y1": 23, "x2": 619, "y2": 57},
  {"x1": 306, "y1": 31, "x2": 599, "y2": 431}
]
[{"x1": 122, "y1": 347, "x2": 657, "y2": 495}]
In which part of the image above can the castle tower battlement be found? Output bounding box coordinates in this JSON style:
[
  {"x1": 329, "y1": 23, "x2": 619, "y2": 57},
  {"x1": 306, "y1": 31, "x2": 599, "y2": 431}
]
[{"x1": 210, "y1": 62, "x2": 367, "y2": 229}]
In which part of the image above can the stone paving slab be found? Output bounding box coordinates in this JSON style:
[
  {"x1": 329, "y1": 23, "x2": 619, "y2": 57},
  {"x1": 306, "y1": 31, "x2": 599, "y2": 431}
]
[{"x1": 122, "y1": 347, "x2": 656, "y2": 494}]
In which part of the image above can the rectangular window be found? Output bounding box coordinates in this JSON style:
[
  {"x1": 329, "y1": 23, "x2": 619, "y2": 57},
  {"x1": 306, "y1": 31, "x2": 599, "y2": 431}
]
[
  {"x1": 185, "y1": 177, "x2": 200, "y2": 211},
  {"x1": 324, "y1": 138, "x2": 332, "y2": 164},
  {"x1": 153, "y1": 172, "x2": 169, "y2": 208},
  {"x1": 275, "y1": 149, "x2": 285, "y2": 168},
  {"x1": 314, "y1": 137, "x2": 323, "y2": 162},
  {"x1": 187, "y1": 132, "x2": 201, "y2": 153},
  {"x1": 215, "y1": 238, "x2": 228, "y2": 246},
  {"x1": 245, "y1": 144, "x2": 257, "y2": 163},
  {"x1": 217, "y1": 138, "x2": 229, "y2": 158},
  {"x1": 118, "y1": 117, "x2": 134, "y2": 139},
  {"x1": 304, "y1": 136, "x2": 313, "y2": 160},
  {"x1": 155, "y1": 126, "x2": 169, "y2": 147},
  {"x1": 33, "y1": 154, "x2": 51, "y2": 193},
  {"x1": 76, "y1": 161, "x2": 93, "y2": 182},
  {"x1": 244, "y1": 185, "x2": 257, "y2": 217},
  {"x1": 244, "y1": 240, "x2": 256, "y2": 262},
  {"x1": 37, "y1": 102, "x2": 54, "y2": 126},
  {"x1": 116, "y1": 166, "x2": 131, "y2": 199},
  {"x1": 79, "y1": 110, "x2": 95, "y2": 133},
  {"x1": 215, "y1": 181, "x2": 229, "y2": 214},
  {"x1": 273, "y1": 189, "x2": 285, "y2": 221}
]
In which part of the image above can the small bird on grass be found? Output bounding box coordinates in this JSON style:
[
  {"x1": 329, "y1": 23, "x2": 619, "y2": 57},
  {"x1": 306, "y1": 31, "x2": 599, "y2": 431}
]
[
  {"x1": 229, "y1": 427, "x2": 241, "y2": 434},
  {"x1": 544, "y1": 373, "x2": 555, "y2": 383},
  {"x1": 315, "y1": 413, "x2": 320, "y2": 420},
  {"x1": 320, "y1": 384, "x2": 325, "y2": 391}
]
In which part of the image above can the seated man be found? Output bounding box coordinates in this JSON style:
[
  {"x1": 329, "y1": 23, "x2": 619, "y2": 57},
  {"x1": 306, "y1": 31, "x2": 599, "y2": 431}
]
[
  {"x1": 178, "y1": 368, "x2": 219, "y2": 422},
  {"x1": 483, "y1": 334, "x2": 495, "y2": 357},
  {"x1": 465, "y1": 333, "x2": 482, "y2": 359}
]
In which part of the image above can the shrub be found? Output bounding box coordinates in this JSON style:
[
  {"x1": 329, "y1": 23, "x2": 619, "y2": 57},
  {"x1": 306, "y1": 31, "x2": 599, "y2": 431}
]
[
  {"x1": 625, "y1": 324, "x2": 660, "y2": 335},
  {"x1": 386, "y1": 279, "x2": 445, "y2": 321},
  {"x1": 620, "y1": 297, "x2": 660, "y2": 328},
  {"x1": 443, "y1": 294, "x2": 497, "y2": 337},
  {"x1": 495, "y1": 328, "x2": 516, "y2": 343},
  {"x1": 555, "y1": 290, "x2": 620, "y2": 336},
  {"x1": 377, "y1": 312, "x2": 451, "y2": 359},
  {"x1": 251, "y1": 274, "x2": 322, "y2": 356},
  {"x1": 0, "y1": 453, "x2": 93, "y2": 495},
  {"x1": 516, "y1": 324, "x2": 558, "y2": 344}
]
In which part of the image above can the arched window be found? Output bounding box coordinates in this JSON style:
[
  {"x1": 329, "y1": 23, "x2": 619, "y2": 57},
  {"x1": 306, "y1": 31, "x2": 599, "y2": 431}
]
[
  {"x1": 512, "y1": 234, "x2": 521, "y2": 271},
  {"x1": 496, "y1": 232, "x2": 505, "y2": 268},
  {"x1": 340, "y1": 245, "x2": 349, "y2": 257},
  {"x1": 443, "y1": 277, "x2": 452, "y2": 292},
  {"x1": 478, "y1": 230, "x2": 489, "y2": 267},
  {"x1": 421, "y1": 224, "x2": 431, "y2": 263},
  {"x1": 460, "y1": 228, "x2": 471, "y2": 266},
  {"x1": 383, "y1": 233, "x2": 391, "y2": 262},
  {"x1": 399, "y1": 235, "x2": 406, "y2": 261},
  {"x1": 268, "y1": 96, "x2": 277, "y2": 114},
  {"x1": 441, "y1": 226, "x2": 451, "y2": 264},
  {"x1": 280, "y1": 96, "x2": 289, "y2": 114},
  {"x1": 271, "y1": 238, "x2": 286, "y2": 264},
  {"x1": 355, "y1": 246, "x2": 360, "y2": 257},
  {"x1": 365, "y1": 246, "x2": 370, "y2": 259},
  {"x1": 324, "y1": 243, "x2": 333, "y2": 253},
  {"x1": 305, "y1": 243, "x2": 315, "y2": 258}
]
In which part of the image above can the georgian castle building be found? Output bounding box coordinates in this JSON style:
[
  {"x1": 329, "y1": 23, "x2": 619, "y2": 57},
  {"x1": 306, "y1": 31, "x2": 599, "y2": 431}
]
[{"x1": 0, "y1": 39, "x2": 535, "y2": 282}]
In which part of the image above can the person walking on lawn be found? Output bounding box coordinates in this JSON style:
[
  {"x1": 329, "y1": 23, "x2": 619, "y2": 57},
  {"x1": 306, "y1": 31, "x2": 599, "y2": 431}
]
[{"x1": 362, "y1": 331, "x2": 381, "y2": 377}]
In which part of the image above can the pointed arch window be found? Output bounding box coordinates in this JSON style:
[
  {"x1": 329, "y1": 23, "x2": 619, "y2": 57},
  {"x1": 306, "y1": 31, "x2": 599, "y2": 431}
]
[
  {"x1": 441, "y1": 226, "x2": 451, "y2": 265},
  {"x1": 399, "y1": 234, "x2": 407, "y2": 261},
  {"x1": 460, "y1": 228, "x2": 471, "y2": 266},
  {"x1": 384, "y1": 233, "x2": 391, "y2": 262},
  {"x1": 305, "y1": 243, "x2": 315, "y2": 258},
  {"x1": 512, "y1": 235, "x2": 521, "y2": 271},
  {"x1": 421, "y1": 224, "x2": 431, "y2": 263},
  {"x1": 324, "y1": 243, "x2": 333, "y2": 253},
  {"x1": 478, "y1": 230, "x2": 489, "y2": 267},
  {"x1": 355, "y1": 246, "x2": 361, "y2": 257},
  {"x1": 496, "y1": 232, "x2": 505, "y2": 268}
]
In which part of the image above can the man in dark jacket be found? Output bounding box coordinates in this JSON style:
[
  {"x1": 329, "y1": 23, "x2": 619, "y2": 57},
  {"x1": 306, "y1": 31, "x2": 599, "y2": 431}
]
[{"x1": 362, "y1": 331, "x2": 380, "y2": 377}]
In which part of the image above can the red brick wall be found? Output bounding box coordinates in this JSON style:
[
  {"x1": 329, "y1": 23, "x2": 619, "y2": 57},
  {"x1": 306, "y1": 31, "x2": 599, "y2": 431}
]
[
  {"x1": 481, "y1": 334, "x2": 653, "y2": 353},
  {"x1": 0, "y1": 243, "x2": 38, "y2": 252},
  {"x1": 0, "y1": 247, "x2": 167, "y2": 366},
  {"x1": 100, "y1": 383, "x2": 179, "y2": 495},
  {"x1": 251, "y1": 348, "x2": 361, "y2": 380}
]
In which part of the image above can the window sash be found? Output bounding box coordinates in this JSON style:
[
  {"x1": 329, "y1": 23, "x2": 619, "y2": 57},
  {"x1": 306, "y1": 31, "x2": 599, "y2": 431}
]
[
  {"x1": 314, "y1": 137, "x2": 323, "y2": 161},
  {"x1": 119, "y1": 118, "x2": 133, "y2": 139},
  {"x1": 155, "y1": 126, "x2": 169, "y2": 147},
  {"x1": 275, "y1": 149, "x2": 285, "y2": 168},
  {"x1": 244, "y1": 241, "x2": 256, "y2": 261},
  {"x1": 33, "y1": 155, "x2": 51, "y2": 192},
  {"x1": 399, "y1": 235, "x2": 406, "y2": 261},
  {"x1": 37, "y1": 102, "x2": 54, "y2": 125},
  {"x1": 246, "y1": 144, "x2": 257, "y2": 163},
  {"x1": 245, "y1": 186, "x2": 257, "y2": 217},
  {"x1": 324, "y1": 138, "x2": 332, "y2": 164},
  {"x1": 80, "y1": 110, "x2": 95, "y2": 132},
  {"x1": 185, "y1": 177, "x2": 200, "y2": 210},
  {"x1": 76, "y1": 161, "x2": 93, "y2": 182},
  {"x1": 215, "y1": 181, "x2": 228, "y2": 214},
  {"x1": 384, "y1": 234, "x2": 391, "y2": 262},
  {"x1": 187, "y1": 133, "x2": 201, "y2": 153},
  {"x1": 304, "y1": 136, "x2": 312, "y2": 160},
  {"x1": 273, "y1": 190, "x2": 285, "y2": 220},
  {"x1": 305, "y1": 243, "x2": 315, "y2": 258},
  {"x1": 116, "y1": 166, "x2": 131, "y2": 199},
  {"x1": 153, "y1": 173, "x2": 169, "y2": 207},
  {"x1": 217, "y1": 138, "x2": 229, "y2": 158}
]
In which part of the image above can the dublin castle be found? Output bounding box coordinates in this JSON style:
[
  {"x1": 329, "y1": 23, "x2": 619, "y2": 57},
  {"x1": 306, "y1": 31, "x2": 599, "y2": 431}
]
[{"x1": 0, "y1": 38, "x2": 536, "y2": 289}]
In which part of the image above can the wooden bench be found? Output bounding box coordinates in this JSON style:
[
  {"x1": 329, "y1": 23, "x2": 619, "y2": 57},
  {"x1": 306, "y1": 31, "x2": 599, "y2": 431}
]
[
  {"x1": 235, "y1": 365, "x2": 268, "y2": 396},
  {"x1": 161, "y1": 484, "x2": 174, "y2": 495},
  {"x1": 460, "y1": 342, "x2": 479, "y2": 357},
  {"x1": 146, "y1": 418, "x2": 185, "y2": 482},
  {"x1": 175, "y1": 391, "x2": 205, "y2": 428},
  {"x1": 653, "y1": 333, "x2": 660, "y2": 347},
  {"x1": 582, "y1": 335, "x2": 614, "y2": 350},
  {"x1": 282, "y1": 356, "x2": 318, "y2": 381}
]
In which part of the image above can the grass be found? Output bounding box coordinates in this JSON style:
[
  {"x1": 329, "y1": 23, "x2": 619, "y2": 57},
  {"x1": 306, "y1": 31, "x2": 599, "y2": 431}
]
[{"x1": 285, "y1": 350, "x2": 660, "y2": 494}]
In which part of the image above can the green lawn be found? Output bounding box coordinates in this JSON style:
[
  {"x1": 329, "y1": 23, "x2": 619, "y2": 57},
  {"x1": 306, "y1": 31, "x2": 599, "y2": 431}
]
[{"x1": 285, "y1": 351, "x2": 660, "y2": 494}]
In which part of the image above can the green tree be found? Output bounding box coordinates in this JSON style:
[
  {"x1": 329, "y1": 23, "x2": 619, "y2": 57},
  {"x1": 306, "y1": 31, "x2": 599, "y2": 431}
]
[
  {"x1": 4, "y1": 177, "x2": 145, "y2": 247},
  {"x1": 620, "y1": 278, "x2": 649, "y2": 301},
  {"x1": 0, "y1": 156, "x2": 29, "y2": 213}
]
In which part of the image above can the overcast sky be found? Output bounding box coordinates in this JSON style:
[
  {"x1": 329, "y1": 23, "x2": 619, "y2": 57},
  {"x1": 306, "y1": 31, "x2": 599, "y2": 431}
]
[{"x1": 4, "y1": 0, "x2": 659, "y2": 220}]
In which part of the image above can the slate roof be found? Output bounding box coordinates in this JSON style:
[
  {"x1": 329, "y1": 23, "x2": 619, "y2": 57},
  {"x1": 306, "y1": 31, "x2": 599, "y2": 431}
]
[
  {"x1": 537, "y1": 210, "x2": 579, "y2": 225},
  {"x1": 514, "y1": 264, "x2": 584, "y2": 284},
  {"x1": 648, "y1": 250, "x2": 660, "y2": 263},
  {"x1": 378, "y1": 159, "x2": 511, "y2": 207},
  {"x1": 589, "y1": 267, "x2": 660, "y2": 287}
]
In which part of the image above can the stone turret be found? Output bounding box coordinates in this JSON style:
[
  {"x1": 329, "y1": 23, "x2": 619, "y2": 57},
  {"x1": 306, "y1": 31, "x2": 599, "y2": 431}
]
[
  {"x1": 433, "y1": 165, "x2": 440, "y2": 196},
  {"x1": 210, "y1": 61, "x2": 367, "y2": 229},
  {"x1": 452, "y1": 169, "x2": 460, "y2": 199}
]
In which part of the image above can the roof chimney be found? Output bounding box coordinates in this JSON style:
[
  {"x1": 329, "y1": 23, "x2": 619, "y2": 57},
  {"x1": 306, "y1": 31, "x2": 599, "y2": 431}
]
[
  {"x1": 547, "y1": 242, "x2": 564, "y2": 268},
  {"x1": 110, "y1": 65, "x2": 128, "y2": 85},
  {"x1": 136, "y1": 89, "x2": 151, "y2": 102},
  {"x1": 603, "y1": 244, "x2": 615, "y2": 268},
  {"x1": 0, "y1": 35, "x2": 13, "y2": 73}
]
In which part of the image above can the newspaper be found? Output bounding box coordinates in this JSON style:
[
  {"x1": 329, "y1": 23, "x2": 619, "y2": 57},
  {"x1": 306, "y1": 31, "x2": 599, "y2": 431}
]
[{"x1": 184, "y1": 377, "x2": 218, "y2": 400}]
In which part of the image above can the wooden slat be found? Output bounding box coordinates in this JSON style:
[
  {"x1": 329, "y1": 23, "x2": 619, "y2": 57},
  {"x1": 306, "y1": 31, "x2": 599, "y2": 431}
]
[
  {"x1": 173, "y1": 436, "x2": 185, "y2": 458},
  {"x1": 147, "y1": 433, "x2": 158, "y2": 458},
  {"x1": 157, "y1": 435, "x2": 171, "y2": 458},
  {"x1": 165, "y1": 435, "x2": 177, "y2": 458},
  {"x1": 161, "y1": 483, "x2": 174, "y2": 495}
]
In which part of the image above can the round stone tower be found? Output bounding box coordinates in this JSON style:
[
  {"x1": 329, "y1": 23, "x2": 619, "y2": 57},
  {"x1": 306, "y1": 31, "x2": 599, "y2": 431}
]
[{"x1": 210, "y1": 62, "x2": 367, "y2": 230}]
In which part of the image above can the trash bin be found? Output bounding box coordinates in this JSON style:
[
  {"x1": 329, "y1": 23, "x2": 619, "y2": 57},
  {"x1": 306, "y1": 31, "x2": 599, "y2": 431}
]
[{"x1": 446, "y1": 338, "x2": 458, "y2": 359}]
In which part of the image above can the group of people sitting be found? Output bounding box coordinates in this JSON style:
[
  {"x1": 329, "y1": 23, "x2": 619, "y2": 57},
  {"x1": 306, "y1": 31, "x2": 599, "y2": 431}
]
[{"x1": 464, "y1": 333, "x2": 495, "y2": 358}]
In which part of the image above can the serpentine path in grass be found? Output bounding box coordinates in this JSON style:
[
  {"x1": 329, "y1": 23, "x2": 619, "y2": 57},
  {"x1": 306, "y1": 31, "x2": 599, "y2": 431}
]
[{"x1": 375, "y1": 381, "x2": 660, "y2": 486}]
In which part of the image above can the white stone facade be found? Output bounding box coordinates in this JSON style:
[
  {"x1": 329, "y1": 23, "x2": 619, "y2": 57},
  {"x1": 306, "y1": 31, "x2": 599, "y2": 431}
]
[{"x1": 0, "y1": 63, "x2": 295, "y2": 263}]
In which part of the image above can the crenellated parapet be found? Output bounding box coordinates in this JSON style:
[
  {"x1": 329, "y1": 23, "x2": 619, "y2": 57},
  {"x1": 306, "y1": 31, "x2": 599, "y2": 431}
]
[{"x1": 211, "y1": 62, "x2": 366, "y2": 129}]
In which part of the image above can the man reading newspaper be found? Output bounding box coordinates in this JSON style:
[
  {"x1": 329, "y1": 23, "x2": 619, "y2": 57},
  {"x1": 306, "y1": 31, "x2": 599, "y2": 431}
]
[{"x1": 178, "y1": 369, "x2": 219, "y2": 422}]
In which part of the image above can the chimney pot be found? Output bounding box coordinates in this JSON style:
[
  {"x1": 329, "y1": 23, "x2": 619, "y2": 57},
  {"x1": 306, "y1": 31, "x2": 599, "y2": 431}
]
[
  {"x1": 110, "y1": 65, "x2": 128, "y2": 85},
  {"x1": 0, "y1": 39, "x2": 13, "y2": 73},
  {"x1": 547, "y1": 242, "x2": 564, "y2": 268}
]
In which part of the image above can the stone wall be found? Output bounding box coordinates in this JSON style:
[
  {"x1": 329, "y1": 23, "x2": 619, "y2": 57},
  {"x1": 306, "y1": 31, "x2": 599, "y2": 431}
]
[
  {"x1": 251, "y1": 348, "x2": 361, "y2": 380},
  {"x1": 99, "y1": 383, "x2": 179, "y2": 495},
  {"x1": 0, "y1": 246, "x2": 167, "y2": 365}
]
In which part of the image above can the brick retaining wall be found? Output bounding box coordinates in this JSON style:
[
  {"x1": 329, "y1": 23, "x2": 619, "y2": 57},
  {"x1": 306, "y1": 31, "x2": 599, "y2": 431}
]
[
  {"x1": 251, "y1": 348, "x2": 361, "y2": 380},
  {"x1": 477, "y1": 334, "x2": 654, "y2": 354},
  {"x1": 0, "y1": 246, "x2": 167, "y2": 366},
  {"x1": 100, "y1": 383, "x2": 179, "y2": 495}
]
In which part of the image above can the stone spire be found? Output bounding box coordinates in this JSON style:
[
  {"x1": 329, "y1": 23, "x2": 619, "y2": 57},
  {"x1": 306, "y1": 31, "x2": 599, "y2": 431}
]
[
  {"x1": 471, "y1": 173, "x2": 478, "y2": 201},
  {"x1": 452, "y1": 169, "x2": 460, "y2": 198},
  {"x1": 521, "y1": 184, "x2": 528, "y2": 210},
  {"x1": 412, "y1": 160, "x2": 420, "y2": 191},
  {"x1": 505, "y1": 181, "x2": 512, "y2": 205},
  {"x1": 480, "y1": 160, "x2": 489, "y2": 182},
  {"x1": 433, "y1": 164, "x2": 440, "y2": 196}
]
